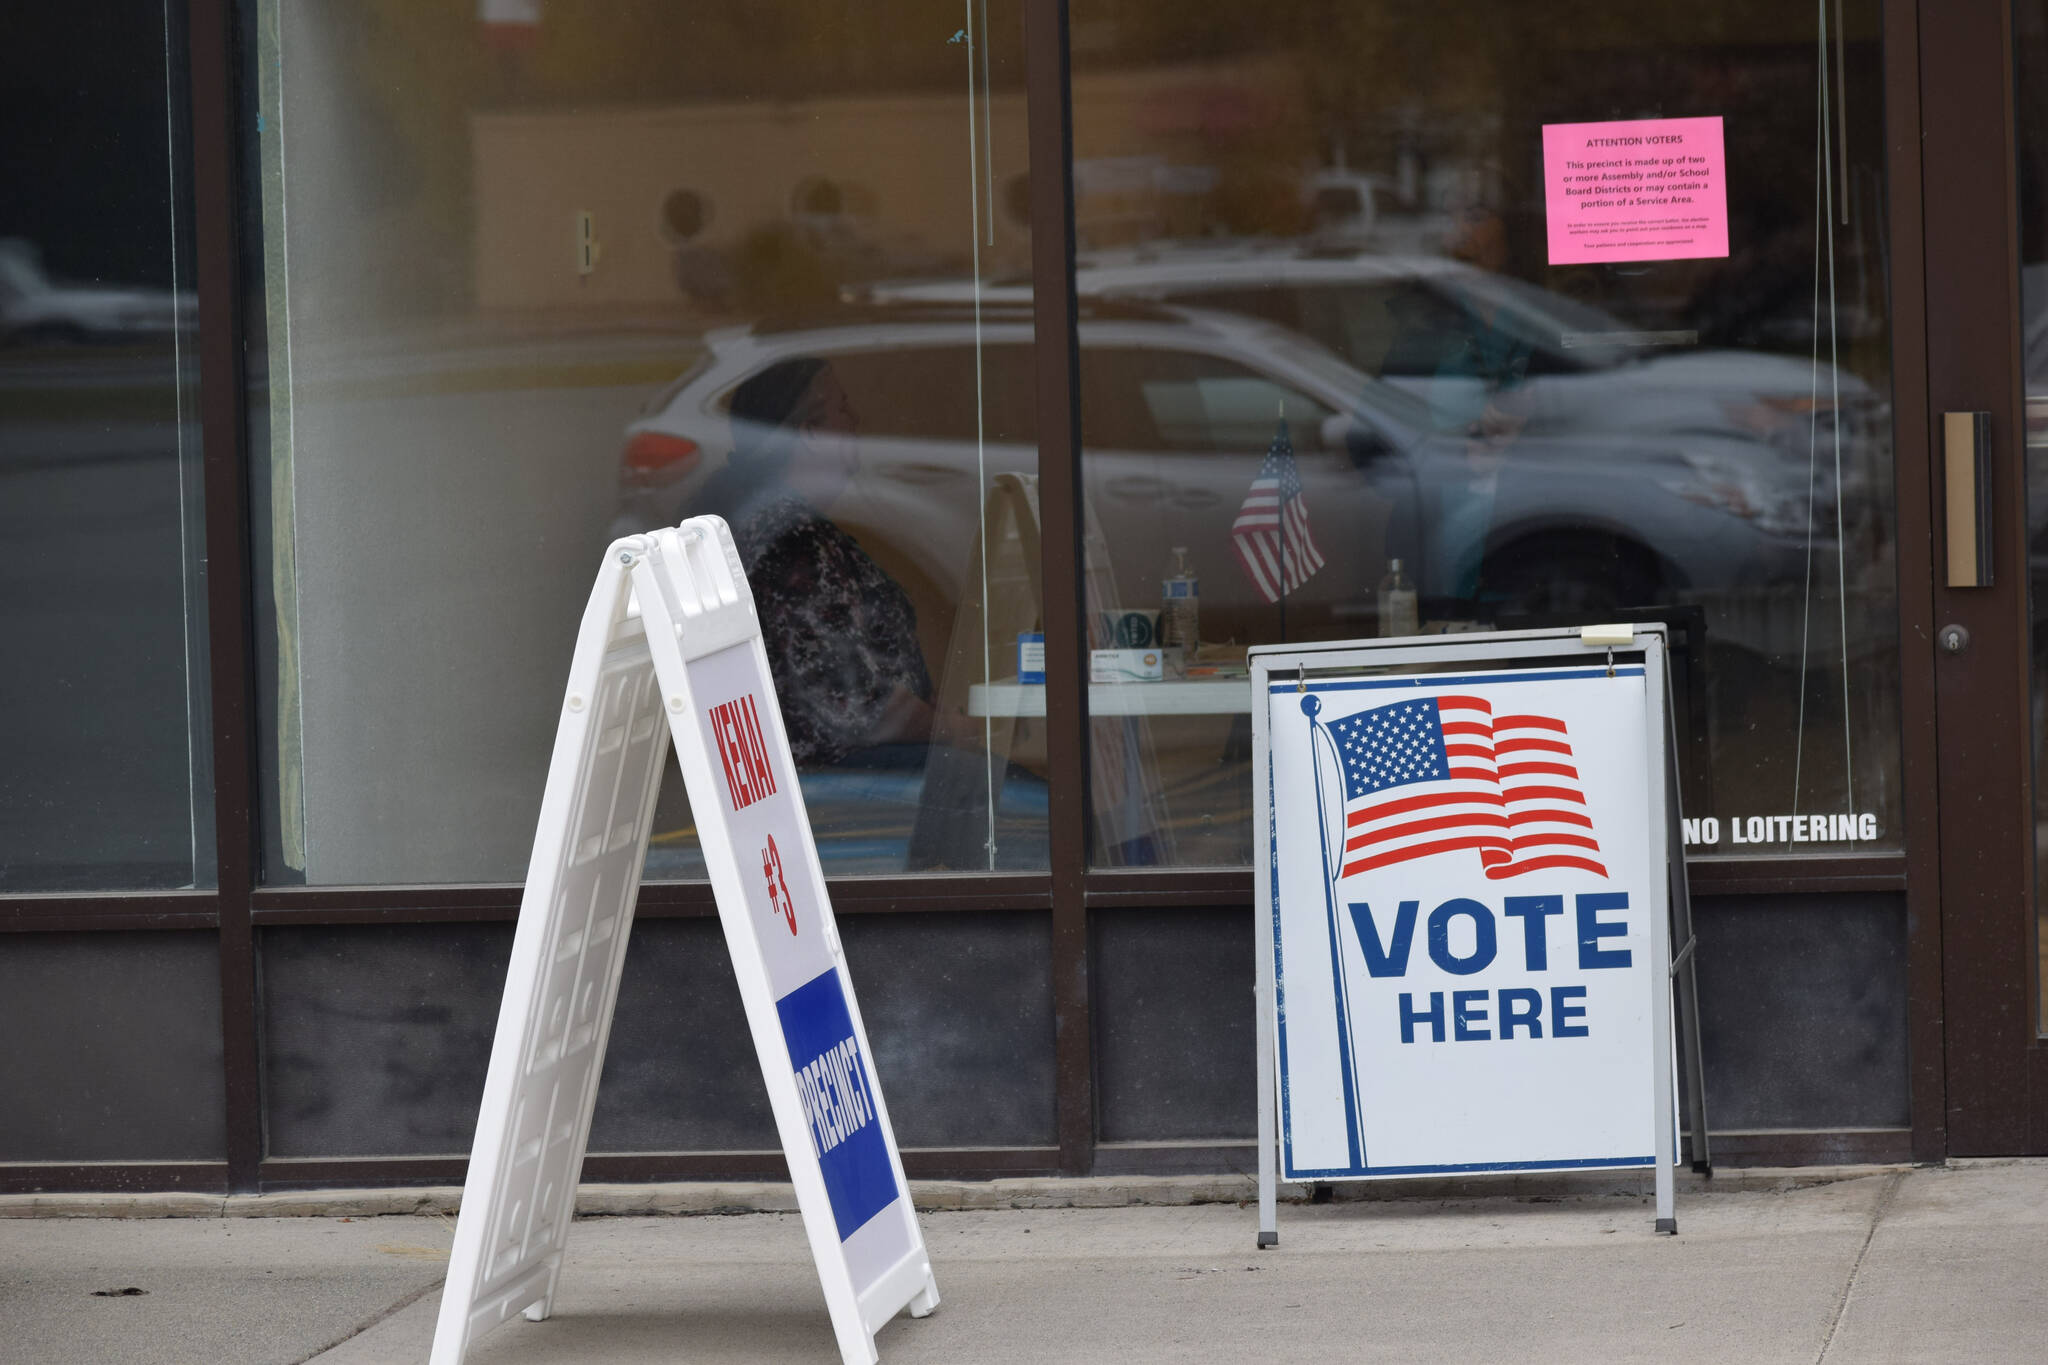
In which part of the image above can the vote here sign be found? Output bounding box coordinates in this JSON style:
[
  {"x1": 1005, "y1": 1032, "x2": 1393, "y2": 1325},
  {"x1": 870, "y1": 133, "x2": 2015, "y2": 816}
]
[{"x1": 1266, "y1": 662, "x2": 1661, "y2": 1178}]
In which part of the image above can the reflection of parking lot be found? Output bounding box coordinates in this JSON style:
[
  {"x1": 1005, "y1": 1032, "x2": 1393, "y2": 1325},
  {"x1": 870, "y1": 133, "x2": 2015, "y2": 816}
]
[{"x1": 0, "y1": 349, "x2": 203, "y2": 889}]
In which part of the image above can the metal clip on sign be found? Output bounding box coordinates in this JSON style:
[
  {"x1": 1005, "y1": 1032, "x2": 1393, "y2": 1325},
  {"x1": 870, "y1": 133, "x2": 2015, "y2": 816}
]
[
  {"x1": 431, "y1": 518, "x2": 938, "y2": 1365},
  {"x1": 1582, "y1": 621, "x2": 1632, "y2": 678}
]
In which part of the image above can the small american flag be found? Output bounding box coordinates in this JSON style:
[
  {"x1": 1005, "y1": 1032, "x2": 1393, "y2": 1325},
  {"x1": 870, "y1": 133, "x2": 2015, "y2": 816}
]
[
  {"x1": 1231, "y1": 420, "x2": 1323, "y2": 603},
  {"x1": 1327, "y1": 693, "x2": 1607, "y2": 881}
]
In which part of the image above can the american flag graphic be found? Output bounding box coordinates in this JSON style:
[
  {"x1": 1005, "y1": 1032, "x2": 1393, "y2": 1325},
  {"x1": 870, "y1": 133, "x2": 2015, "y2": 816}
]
[
  {"x1": 1230, "y1": 420, "x2": 1323, "y2": 603},
  {"x1": 1326, "y1": 693, "x2": 1607, "y2": 881}
]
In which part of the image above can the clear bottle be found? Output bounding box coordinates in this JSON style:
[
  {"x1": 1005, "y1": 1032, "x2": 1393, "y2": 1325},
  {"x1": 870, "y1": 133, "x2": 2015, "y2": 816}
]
[
  {"x1": 1376, "y1": 558, "x2": 1418, "y2": 638},
  {"x1": 1160, "y1": 546, "x2": 1200, "y2": 651}
]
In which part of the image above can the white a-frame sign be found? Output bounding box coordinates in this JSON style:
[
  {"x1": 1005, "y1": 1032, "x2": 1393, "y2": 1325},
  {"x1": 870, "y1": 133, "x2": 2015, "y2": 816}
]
[{"x1": 431, "y1": 518, "x2": 938, "y2": 1365}]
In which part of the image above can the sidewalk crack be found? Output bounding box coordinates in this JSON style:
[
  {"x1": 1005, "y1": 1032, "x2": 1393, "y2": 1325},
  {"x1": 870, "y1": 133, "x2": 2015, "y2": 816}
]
[
  {"x1": 291, "y1": 1275, "x2": 446, "y2": 1364},
  {"x1": 1814, "y1": 1170, "x2": 1904, "y2": 1364}
]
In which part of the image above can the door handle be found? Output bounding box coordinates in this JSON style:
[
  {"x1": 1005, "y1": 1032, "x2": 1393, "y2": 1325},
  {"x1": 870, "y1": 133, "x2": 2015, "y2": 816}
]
[{"x1": 1945, "y1": 410, "x2": 1993, "y2": 587}]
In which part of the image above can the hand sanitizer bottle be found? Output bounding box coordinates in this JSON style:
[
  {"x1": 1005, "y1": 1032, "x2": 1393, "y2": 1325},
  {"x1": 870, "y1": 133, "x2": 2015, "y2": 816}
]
[
  {"x1": 1160, "y1": 546, "x2": 1200, "y2": 651},
  {"x1": 1376, "y1": 558, "x2": 1418, "y2": 637}
]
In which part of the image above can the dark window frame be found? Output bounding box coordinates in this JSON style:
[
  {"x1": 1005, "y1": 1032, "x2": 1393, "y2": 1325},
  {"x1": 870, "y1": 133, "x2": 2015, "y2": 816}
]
[{"x1": 0, "y1": 0, "x2": 1936, "y2": 1196}]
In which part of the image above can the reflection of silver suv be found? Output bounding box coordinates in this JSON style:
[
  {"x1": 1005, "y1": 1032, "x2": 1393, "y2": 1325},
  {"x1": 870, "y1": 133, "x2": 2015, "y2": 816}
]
[
  {"x1": 613, "y1": 299, "x2": 1840, "y2": 647},
  {"x1": 886, "y1": 245, "x2": 1885, "y2": 505}
]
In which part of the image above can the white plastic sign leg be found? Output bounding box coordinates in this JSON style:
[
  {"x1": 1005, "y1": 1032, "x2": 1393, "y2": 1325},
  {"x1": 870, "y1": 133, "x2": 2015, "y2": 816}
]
[{"x1": 431, "y1": 518, "x2": 937, "y2": 1365}]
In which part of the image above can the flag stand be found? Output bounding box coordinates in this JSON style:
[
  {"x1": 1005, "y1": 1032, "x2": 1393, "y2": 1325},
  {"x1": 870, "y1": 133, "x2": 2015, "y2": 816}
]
[
  {"x1": 1252, "y1": 626, "x2": 1710, "y2": 1249},
  {"x1": 1664, "y1": 655, "x2": 1711, "y2": 1180}
]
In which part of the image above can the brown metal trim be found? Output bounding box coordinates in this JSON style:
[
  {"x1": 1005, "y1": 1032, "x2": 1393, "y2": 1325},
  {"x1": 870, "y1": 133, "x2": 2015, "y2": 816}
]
[
  {"x1": 250, "y1": 903, "x2": 522, "y2": 927},
  {"x1": 1, "y1": 910, "x2": 220, "y2": 933},
  {"x1": 0, "y1": 894, "x2": 221, "y2": 932},
  {"x1": 1682, "y1": 855, "x2": 1909, "y2": 896},
  {"x1": 241, "y1": 856, "x2": 1913, "y2": 925},
  {"x1": 1022, "y1": 0, "x2": 1092, "y2": 1177},
  {"x1": 253, "y1": 1148, "x2": 1061, "y2": 1191},
  {"x1": 1080, "y1": 858, "x2": 1910, "y2": 909},
  {"x1": 0, "y1": 1163, "x2": 232, "y2": 1195},
  {"x1": 0, "y1": 852, "x2": 1912, "y2": 929},
  {"x1": 794, "y1": 876, "x2": 1052, "y2": 914},
  {"x1": 254, "y1": 1157, "x2": 470, "y2": 1189},
  {"x1": 5, "y1": 1129, "x2": 1902, "y2": 1196},
  {"x1": 185, "y1": 0, "x2": 262, "y2": 1194},
  {"x1": 1701, "y1": 1129, "x2": 1915, "y2": 1168},
  {"x1": 1056, "y1": 1132, "x2": 1917, "y2": 1175},
  {"x1": 248, "y1": 885, "x2": 529, "y2": 915},
  {"x1": 1885, "y1": 0, "x2": 1948, "y2": 1166},
  {"x1": 1090, "y1": 1142, "x2": 1258, "y2": 1177},
  {"x1": 247, "y1": 875, "x2": 1054, "y2": 924},
  {"x1": 587, "y1": 1148, "x2": 1062, "y2": 1182},
  {"x1": 899, "y1": 1147, "x2": 1062, "y2": 1178},
  {"x1": 1086, "y1": 869, "x2": 1256, "y2": 907},
  {"x1": 1922, "y1": 0, "x2": 2035, "y2": 1155}
]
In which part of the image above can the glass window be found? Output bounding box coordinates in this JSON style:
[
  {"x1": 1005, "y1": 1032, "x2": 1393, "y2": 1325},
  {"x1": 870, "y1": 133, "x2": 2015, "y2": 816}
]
[
  {"x1": 0, "y1": 6, "x2": 212, "y2": 892},
  {"x1": 1070, "y1": 0, "x2": 1901, "y2": 867},
  {"x1": 247, "y1": 1, "x2": 1038, "y2": 883}
]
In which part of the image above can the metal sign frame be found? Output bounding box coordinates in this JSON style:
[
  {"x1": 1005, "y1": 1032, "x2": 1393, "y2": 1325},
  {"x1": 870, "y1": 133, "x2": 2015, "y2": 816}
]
[
  {"x1": 1250, "y1": 626, "x2": 1706, "y2": 1247},
  {"x1": 430, "y1": 519, "x2": 937, "y2": 1365}
]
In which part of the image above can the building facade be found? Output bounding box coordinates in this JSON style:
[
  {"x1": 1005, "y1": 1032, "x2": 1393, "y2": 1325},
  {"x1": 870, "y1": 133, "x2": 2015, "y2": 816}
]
[{"x1": 5, "y1": 0, "x2": 2048, "y2": 1192}]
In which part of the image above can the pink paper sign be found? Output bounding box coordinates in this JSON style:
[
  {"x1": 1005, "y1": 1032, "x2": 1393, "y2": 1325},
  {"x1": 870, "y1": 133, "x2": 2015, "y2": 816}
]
[{"x1": 1541, "y1": 117, "x2": 1729, "y2": 265}]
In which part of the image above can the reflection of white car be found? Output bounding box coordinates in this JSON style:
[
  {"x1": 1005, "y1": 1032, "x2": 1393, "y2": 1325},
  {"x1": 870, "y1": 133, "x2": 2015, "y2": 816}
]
[
  {"x1": 0, "y1": 239, "x2": 193, "y2": 344},
  {"x1": 884, "y1": 244, "x2": 1883, "y2": 475},
  {"x1": 613, "y1": 300, "x2": 1839, "y2": 646}
]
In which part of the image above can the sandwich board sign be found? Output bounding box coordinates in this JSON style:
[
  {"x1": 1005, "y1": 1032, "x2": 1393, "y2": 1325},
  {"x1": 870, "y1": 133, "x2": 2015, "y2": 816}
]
[
  {"x1": 430, "y1": 518, "x2": 938, "y2": 1365},
  {"x1": 1250, "y1": 626, "x2": 1703, "y2": 1247}
]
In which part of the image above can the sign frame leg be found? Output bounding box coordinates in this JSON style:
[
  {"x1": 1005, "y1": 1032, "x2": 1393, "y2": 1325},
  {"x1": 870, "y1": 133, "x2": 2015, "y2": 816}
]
[
  {"x1": 1645, "y1": 636, "x2": 1679, "y2": 1234},
  {"x1": 1663, "y1": 662, "x2": 1712, "y2": 1177},
  {"x1": 1256, "y1": 921, "x2": 1280, "y2": 1249},
  {"x1": 1253, "y1": 673, "x2": 1280, "y2": 1249},
  {"x1": 430, "y1": 552, "x2": 670, "y2": 1364}
]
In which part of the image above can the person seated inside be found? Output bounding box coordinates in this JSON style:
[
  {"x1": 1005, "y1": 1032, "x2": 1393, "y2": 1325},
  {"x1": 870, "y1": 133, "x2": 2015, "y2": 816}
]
[{"x1": 688, "y1": 356, "x2": 936, "y2": 770}]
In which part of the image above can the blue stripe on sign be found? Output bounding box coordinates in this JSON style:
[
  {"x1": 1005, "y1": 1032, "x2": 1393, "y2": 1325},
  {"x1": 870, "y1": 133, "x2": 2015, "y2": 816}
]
[{"x1": 776, "y1": 968, "x2": 899, "y2": 1242}]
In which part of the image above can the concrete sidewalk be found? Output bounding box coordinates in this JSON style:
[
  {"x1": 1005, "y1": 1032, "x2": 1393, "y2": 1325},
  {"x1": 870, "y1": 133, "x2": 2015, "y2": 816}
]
[{"x1": 4, "y1": 1162, "x2": 2046, "y2": 1363}]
